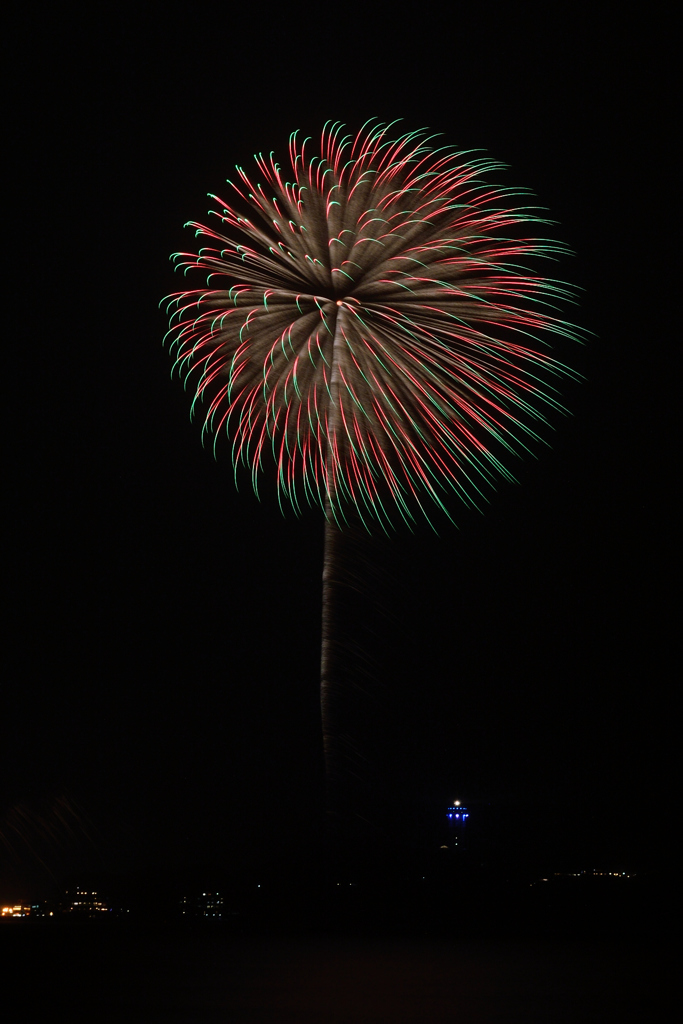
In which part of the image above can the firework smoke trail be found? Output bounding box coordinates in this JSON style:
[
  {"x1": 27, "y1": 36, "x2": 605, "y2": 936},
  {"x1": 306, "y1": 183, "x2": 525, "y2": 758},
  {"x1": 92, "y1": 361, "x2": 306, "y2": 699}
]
[
  {"x1": 0, "y1": 795, "x2": 96, "y2": 887},
  {"x1": 162, "y1": 120, "x2": 584, "y2": 819}
]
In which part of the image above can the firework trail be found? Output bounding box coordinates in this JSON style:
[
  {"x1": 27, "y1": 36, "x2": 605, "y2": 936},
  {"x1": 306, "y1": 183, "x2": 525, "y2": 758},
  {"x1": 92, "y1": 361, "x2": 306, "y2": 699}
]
[
  {"x1": 0, "y1": 795, "x2": 96, "y2": 887},
  {"x1": 162, "y1": 120, "x2": 584, "y2": 819}
]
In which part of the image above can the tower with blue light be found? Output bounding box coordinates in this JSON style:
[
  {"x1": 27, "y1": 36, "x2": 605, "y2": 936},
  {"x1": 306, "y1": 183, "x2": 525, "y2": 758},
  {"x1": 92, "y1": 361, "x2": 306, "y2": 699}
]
[{"x1": 445, "y1": 800, "x2": 469, "y2": 849}]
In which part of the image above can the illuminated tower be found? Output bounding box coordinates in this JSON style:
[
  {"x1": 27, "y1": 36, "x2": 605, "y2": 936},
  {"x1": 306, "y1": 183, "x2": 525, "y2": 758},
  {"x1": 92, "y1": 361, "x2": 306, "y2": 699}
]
[{"x1": 445, "y1": 800, "x2": 470, "y2": 850}]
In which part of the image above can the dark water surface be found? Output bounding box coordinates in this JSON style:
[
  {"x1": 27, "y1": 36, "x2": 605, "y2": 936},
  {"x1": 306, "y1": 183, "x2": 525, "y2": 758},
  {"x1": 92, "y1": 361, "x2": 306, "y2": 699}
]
[{"x1": 2, "y1": 923, "x2": 666, "y2": 1022}]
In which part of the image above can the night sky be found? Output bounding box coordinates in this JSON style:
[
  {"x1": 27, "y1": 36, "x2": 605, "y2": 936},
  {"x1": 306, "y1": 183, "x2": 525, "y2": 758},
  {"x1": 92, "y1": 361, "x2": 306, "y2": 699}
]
[{"x1": 4, "y1": 8, "x2": 673, "y2": 901}]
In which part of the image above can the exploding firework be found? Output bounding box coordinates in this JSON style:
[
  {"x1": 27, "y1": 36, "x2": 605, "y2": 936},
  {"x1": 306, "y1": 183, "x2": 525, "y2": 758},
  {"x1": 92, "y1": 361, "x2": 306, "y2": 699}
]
[
  {"x1": 162, "y1": 119, "x2": 583, "y2": 532},
  {"x1": 162, "y1": 121, "x2": 585, "y2": 819}
]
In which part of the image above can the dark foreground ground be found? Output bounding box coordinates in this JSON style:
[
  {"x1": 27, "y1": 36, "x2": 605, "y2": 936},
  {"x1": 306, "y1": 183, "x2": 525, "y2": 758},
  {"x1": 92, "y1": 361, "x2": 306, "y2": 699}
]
[
  {"x1": 2, "y1": 928, "x2": 669, "y2": 1023},
  {"x1": 1, "y1": 874, "x2": 672, "y2": 1023}
]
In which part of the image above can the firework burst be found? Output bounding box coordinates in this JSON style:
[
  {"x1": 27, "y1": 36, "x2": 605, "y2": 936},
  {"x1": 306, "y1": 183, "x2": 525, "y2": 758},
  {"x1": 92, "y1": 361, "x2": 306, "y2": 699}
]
[
  {"x1": 163, "y1": 121, "x2": 586, "y2": 821},
  {"x1": 163, "y1": 119, "x2": 582, "y2": 531}
]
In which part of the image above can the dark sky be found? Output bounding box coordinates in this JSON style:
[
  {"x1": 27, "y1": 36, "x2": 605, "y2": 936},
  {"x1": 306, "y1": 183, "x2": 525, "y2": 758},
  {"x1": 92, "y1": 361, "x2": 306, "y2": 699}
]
[{"x1": 4, "y1": 7, "x2": 673, "y2": 899}]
